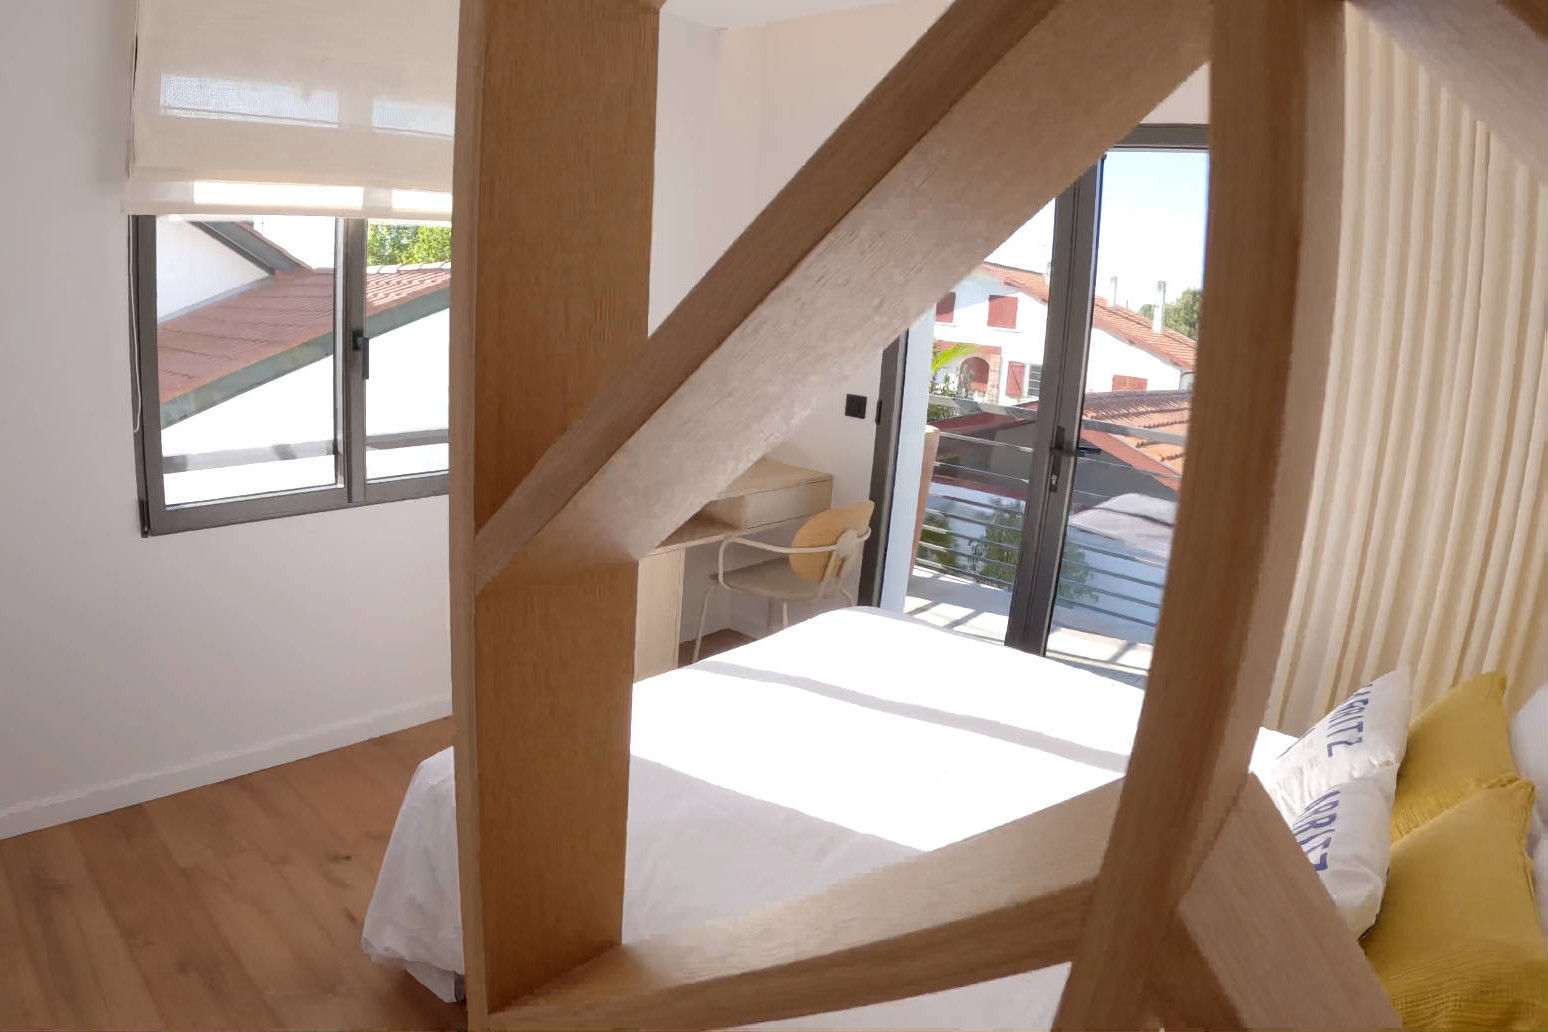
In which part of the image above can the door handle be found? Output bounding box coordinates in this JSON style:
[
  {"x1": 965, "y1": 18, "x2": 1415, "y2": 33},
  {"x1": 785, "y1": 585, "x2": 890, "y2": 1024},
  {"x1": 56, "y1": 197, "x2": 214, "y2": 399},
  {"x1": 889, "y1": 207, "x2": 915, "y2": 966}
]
[{"x1": 352, "y1": 330, "x2": 370, "y2": 380}]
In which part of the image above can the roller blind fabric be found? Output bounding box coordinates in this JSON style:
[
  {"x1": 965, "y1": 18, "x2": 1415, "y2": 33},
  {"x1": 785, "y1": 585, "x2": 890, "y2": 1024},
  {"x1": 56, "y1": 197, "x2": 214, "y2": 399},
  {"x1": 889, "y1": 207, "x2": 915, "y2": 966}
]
[{"x1": 127, "y1": 0, "x2": 457, "y2": 218}]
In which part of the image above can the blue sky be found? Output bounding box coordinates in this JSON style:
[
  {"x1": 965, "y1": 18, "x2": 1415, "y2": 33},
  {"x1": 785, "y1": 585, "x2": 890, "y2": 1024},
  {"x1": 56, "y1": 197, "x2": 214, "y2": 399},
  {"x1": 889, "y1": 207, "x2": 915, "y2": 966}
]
[{"x1": 986, "y1": 149, "x2": 1210, "y2": 313}]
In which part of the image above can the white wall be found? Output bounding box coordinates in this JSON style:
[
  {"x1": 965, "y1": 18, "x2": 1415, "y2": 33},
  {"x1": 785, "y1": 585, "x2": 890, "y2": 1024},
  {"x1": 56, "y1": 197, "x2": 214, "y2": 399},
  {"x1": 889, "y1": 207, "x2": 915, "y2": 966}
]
[
  {"x1": 154, "y1": 218, "x2": 268, "y2": 317},
  {"x1": 0, "y1": 1, "x2": 452, "y2": 840}
]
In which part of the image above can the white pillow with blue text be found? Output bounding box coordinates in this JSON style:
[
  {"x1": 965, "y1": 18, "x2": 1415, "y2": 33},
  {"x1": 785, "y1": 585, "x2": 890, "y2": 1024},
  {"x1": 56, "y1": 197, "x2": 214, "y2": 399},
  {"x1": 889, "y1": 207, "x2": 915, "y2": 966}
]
[
  {"x1": 1260, "y1": 667, "x2": 1413, "y2": 820},
  {"x1": 1284, "y1": 772, "x2": 1395, "y2": 937}
]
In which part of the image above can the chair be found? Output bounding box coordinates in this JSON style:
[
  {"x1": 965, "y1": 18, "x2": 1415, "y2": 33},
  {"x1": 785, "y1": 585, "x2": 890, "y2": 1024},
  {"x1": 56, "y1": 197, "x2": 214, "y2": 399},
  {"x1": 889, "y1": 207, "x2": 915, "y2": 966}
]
[{"x1": 692, "y1": 501, "x2": 874, "y2": 661}]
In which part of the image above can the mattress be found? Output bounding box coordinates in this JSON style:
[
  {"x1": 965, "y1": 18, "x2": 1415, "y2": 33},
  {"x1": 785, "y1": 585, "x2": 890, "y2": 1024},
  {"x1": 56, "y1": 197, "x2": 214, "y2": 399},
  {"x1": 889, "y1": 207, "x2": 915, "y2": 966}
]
[{"x1": 362, "y1": 606, "x2": 1296, "y2": 1027}]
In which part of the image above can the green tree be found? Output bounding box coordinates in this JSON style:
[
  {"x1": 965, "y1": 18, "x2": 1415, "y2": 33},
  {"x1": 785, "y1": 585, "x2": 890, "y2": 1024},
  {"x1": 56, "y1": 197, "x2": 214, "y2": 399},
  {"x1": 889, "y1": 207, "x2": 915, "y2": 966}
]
[
  {"x1": 367, "y1": 223, "x2": 452, "y2": 265},
  {"x1": 1138, "y1": 287, "x2": 1202, "y2": 339}
]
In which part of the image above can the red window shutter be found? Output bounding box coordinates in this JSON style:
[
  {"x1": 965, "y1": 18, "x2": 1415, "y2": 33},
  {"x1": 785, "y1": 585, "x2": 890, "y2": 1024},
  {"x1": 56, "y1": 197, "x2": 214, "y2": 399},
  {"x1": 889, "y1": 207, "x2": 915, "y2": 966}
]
[
  {"x1": 987, "y1": 294, "x2": 1018, "y2": 329},
  {"x1": 936, "y1": 292, "x2": 956, "y2": 321},
  {"x1": 1112, "y1": 374, "x2": 1149, "y2": 391},
  {"x1": 1006, "y1": 361, "x2": 1026, "y2": 397}
]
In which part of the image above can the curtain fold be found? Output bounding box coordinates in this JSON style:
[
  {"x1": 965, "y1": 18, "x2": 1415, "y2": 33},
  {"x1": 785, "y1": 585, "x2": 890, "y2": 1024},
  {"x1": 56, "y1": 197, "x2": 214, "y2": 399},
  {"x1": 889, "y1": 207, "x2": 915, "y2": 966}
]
[{"x1": 1269, "y1": 9, "x2": 1548, "y2": 733}]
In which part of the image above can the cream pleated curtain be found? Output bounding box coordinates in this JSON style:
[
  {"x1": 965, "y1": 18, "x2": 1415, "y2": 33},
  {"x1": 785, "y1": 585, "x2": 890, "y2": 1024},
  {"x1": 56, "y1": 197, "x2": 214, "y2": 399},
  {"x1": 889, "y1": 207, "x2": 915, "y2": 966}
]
[{"x1": 1268, "y1": 9, "x2": 1548, "y2": 734}]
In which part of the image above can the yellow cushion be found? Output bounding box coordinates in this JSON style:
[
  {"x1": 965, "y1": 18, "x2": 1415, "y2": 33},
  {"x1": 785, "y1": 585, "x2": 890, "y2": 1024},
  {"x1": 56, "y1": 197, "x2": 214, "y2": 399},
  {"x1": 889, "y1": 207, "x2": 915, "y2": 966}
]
[
  {"x1": 1362, "y1": 778, "x2": 1548, "y2": 1031},
  {"x1": 1391, "y1": 671, "x2": 1517, "y2": 839}
]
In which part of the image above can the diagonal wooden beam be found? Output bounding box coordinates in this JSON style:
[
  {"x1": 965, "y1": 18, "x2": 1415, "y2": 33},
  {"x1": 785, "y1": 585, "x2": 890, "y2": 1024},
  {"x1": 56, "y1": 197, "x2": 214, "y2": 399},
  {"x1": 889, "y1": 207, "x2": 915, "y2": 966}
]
[
  {"x1": 487, "y1": 783, "x2": 1119, "y2": 1031},
  {"x1": 1054, "y1": 0, "x2": 1347, "y2": 1026},
  {"x1": 1154, "y1": 781, "x2": 1399, "y2": 1030},
  {"x1": 1351, "y1": 0, "x2": 1547, "y2": 174},
  {"x1": 472, "y1": 0, "x2": 1211, "y2": 592}
]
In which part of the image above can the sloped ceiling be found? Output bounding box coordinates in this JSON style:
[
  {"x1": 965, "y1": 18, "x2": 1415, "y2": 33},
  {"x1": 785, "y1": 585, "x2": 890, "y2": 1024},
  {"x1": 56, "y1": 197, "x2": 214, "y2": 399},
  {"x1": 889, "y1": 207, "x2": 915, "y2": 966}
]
[{"x1": 663, "y1": 0, "x2": 898, "y2": 28}]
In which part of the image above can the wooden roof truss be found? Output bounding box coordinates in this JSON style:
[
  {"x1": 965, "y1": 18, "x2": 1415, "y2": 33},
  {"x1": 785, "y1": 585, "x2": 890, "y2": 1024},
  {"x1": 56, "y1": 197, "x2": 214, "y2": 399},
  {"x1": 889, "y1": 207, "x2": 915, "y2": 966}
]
[{"x1": 449, "y1": 0, "x2": 1546, "y2": 1027}]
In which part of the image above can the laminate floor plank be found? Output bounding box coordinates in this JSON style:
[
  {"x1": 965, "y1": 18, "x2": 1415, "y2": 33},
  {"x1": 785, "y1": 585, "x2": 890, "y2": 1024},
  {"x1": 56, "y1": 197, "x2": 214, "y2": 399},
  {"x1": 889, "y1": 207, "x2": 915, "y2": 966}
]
[
  {"x1": 72, "y1": 806, "x2": 282, "y2": 1028},
  {"x1": 0, "y1": 720, "x2": 464, "y2": 1030},
  {"x1": 0, "y1": 825, "x2": 159, "y2": 1030}
]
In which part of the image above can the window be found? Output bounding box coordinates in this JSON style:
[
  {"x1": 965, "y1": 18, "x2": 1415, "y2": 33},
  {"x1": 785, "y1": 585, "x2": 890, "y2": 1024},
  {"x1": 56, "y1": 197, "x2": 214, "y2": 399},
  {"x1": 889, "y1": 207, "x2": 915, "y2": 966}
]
[
  {"x1": 986, "y1": 294, "x2": 1018, "y2": 329},
  {"x1": 935, "y1": 291, "x2": 956, "y2": 322},
  {"x1": 132, "y1": 214, "x2": 449, "y2": 533},
  {"x1": 1112, "y1": 374, "x2": 1149, "y2": 391}
]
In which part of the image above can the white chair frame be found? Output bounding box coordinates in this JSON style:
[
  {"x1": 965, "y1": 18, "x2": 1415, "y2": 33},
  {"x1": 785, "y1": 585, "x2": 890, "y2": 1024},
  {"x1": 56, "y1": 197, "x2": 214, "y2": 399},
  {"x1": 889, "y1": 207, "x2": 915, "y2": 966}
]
[{"x1": 692, "y1": 526, "x2": 870, "y2": 662}]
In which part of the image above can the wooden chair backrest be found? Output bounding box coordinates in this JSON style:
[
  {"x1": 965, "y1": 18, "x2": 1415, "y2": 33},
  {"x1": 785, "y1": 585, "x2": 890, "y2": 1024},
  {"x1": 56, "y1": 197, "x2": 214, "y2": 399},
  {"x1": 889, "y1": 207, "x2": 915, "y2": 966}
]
[{"x1": 789, "y1": 500, "x2": 875, "y2": 582}]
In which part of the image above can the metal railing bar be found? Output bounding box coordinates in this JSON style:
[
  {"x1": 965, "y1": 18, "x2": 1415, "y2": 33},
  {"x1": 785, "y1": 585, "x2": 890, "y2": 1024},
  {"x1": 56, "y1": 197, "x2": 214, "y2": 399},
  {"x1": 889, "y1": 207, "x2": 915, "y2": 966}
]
[
  {"x1": 1068, "y1": 539, "x2": 1171, "y2": 569},
  {"x1": 1056, "y1": 580, "x2": 1162, "y2": 609},
  {"x1": 1059, "y1": 556, "x2": 1165, "y2": 590},
  {"x1": 924, "y1": 493, "x2": 1024, "y2": 515},
  {"x1": 1081, "y1": 418, "x2": 1187, "y2": 446},
  {"x1": 932, "y1": 460, "x2": 1031, "y2": 485},
  {"x1": 916, "y1": 541, "x2": 1020, "y2": 573},
  {"x1": 923, "y1": 508, "x2": 1025, "y2": 533},
  {"x1": 913, "y1": 557, "x2": 1014, "y2": 590},
  {"x1": 1053, "y1": 596, "x2": 1160, "y2": 626},
  {"x1": 164, "y1": 428, "x2": 448, "y2": 474},
  {"x1": 935, "y1": 430, "x2": 1036, "y2": 454}
]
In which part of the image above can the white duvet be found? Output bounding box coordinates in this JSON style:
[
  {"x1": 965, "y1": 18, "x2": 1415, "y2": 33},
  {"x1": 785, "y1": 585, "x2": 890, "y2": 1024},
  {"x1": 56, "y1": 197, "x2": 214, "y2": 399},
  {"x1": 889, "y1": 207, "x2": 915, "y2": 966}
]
[{"x1": 363, "y1": 607, "x2": 1295, "y2": 1028}]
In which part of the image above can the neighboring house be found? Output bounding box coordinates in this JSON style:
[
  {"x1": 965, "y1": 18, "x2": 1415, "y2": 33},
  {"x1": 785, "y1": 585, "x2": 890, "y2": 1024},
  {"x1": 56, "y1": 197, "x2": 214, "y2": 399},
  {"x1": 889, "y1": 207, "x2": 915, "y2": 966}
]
[
  {"x1": 931, "y1": 261, "x2": 1197, "y2": 406},
  {"x1": 155, "y1": 219, "x2": 451, "y2": 426},
  {"x1": 931, "y1": 389, "x2": 1190, "y2": 504}
]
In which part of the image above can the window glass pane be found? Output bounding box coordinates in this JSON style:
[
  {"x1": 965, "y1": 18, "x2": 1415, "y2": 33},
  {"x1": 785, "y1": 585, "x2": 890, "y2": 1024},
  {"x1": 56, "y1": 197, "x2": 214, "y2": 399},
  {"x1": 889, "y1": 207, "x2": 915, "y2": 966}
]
[
  {"x1": 363, "y1": 220, "x2": 450, "y2": 480},
  {"x1": 156, "y1": 215, "x2": 338, "y2": 505},
  {"x1": 1046, "y1": 149, "x2": 1208, "y2": 685},
  {"x1": 905, "y1": 201, "x2": 1055, "y2": 646}
]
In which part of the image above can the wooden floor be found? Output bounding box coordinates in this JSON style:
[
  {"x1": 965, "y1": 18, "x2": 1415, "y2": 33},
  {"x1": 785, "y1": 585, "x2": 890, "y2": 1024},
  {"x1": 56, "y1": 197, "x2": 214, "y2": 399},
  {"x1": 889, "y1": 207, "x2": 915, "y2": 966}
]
[
  {"x1": 677, "y1": 627, "x2": 754, "y2": 667},
  {"x1": 0, "y1": 719, "x2": 464, "y2": 1031}
]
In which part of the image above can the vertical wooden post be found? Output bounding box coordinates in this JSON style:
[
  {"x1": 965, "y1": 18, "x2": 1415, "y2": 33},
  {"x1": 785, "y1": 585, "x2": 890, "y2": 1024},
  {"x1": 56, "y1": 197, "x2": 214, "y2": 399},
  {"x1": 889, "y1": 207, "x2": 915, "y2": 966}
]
[
  {"x1": 1054, "y1": 0, "x2": 1347, "y2": 1026},
  {"x1": 449, "y1": 0, "x2": 659, "y2": 1023}
]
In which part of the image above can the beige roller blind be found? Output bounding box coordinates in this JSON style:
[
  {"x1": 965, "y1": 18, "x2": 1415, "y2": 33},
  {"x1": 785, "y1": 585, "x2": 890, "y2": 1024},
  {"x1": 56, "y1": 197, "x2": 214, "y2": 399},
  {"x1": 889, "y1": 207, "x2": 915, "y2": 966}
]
[{"x1": 127, "y1": 0, "x2": 457, "y2": 217}]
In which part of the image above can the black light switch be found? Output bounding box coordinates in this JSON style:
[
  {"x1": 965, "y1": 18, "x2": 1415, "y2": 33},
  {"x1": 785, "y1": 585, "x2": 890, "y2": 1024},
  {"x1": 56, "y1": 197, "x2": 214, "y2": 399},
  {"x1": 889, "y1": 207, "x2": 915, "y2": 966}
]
[{"x1": 844, "y1": 393, "x2": 868, "y2": 419}]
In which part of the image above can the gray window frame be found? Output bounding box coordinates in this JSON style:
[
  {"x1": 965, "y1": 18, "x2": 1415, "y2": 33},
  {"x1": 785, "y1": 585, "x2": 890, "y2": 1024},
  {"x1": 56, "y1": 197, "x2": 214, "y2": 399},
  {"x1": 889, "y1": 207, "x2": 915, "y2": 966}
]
[{"x1": 130, "y1": 214, "x2": 449, "y2": 535}]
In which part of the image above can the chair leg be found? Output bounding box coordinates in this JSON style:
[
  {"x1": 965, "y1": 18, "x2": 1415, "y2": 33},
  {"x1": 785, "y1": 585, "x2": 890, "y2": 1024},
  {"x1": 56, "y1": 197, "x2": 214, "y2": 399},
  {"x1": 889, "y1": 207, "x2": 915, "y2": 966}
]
[
  {"x1": 693, "y1": 584, "x2": 716, "y2": 663},
  {"x1": 782, "y1": 601, "x2": 790, "y2": 629},
  {"x1": 766, "y1": 597, "x2": 776, "y2": 636}
]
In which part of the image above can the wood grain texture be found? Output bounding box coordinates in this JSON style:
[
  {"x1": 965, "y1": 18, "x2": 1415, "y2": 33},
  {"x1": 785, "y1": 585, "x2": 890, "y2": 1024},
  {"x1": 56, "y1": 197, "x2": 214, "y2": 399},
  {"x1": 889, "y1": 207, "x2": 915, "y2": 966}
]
[
  {"x1": 1154, "y1": 782, "x2": 1399, "y2": 1031},
  {"x1": 487, "y1": 782, "x2": 1120, "y2": 1031},
  {"x1": 449, "y1": 0, "x2": 659, "y2": 1023},
  {"x1": 472, "y1": 0, "x2": 1210, "y2": 591},
  {"x1": 1352, "y1": 0, "x2": 1547, "y2": 174},
  {"x1": 0, "y1": 720, "x2": 463, "y2": 1031},
  {"x1": 1054, "y1": 2, "x2": 1347, "y2": 1026}
]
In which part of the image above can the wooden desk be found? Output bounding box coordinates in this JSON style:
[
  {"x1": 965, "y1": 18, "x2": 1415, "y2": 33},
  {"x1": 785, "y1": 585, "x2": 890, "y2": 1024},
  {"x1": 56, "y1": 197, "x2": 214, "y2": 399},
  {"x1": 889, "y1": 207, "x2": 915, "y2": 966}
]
[{"x1": 634, "y1": 459, "x2": 833, "y2": 679}]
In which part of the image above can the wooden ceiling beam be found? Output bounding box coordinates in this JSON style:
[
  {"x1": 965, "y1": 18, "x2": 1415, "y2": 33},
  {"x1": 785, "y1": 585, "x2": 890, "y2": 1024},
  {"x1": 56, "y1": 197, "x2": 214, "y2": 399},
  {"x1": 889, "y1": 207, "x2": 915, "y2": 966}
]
[
  {"x1": 486, "y1": 783, "x2": 1119, "y2": 1031},
  {"x1": 1351, "y1": 0, "x2": 1547, "y2": 174},
  {"x1": 472, "y1": 0, "x2": 1210, "y2": 592},
  {"x1": 1054, "y1": 0, "x2": 1349, "y2": 1025},
  {"x1": 1154, "y1": 782, "x2": 1400, "y2": 1030}
]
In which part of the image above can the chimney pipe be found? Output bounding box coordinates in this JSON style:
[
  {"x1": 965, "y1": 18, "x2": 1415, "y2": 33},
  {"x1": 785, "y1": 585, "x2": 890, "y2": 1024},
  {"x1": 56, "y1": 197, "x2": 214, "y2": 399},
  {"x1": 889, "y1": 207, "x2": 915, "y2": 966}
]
[
  {"x1": 1109, "y1": 276, "x2": 1118, "y2": 307},
  {"x1": 1152, "y1": 280, "x2": 1167, "y2": 333}
]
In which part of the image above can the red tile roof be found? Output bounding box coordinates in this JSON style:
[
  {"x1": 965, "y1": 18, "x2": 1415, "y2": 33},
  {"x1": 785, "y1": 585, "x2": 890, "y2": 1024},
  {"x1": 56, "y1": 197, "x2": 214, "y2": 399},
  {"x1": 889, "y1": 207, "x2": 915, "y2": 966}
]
[
  {"x1": 933, "y1": 388, "x2": 1192, "y2": 483},
  {"x1": 157, "y1": 264, "x2": 451, "y2": 403},
  {"x1": 976, "y1": 261, "x2": 1198, "y2": 372}
]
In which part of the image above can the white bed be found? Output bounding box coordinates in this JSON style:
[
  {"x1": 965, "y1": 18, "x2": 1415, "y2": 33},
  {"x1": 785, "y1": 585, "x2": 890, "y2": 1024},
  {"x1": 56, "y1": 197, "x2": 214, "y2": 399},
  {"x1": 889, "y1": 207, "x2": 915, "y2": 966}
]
[{"x1": 363, "y1": 606, "x2": 1295, "y2": 1027}]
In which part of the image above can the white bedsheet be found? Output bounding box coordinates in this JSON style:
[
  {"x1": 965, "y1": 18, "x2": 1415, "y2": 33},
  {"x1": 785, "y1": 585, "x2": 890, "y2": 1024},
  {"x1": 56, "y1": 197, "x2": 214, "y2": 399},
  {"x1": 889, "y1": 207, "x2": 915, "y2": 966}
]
[{"x1": 363, "y1": 607, "x2": 1295, "y2": 1027}]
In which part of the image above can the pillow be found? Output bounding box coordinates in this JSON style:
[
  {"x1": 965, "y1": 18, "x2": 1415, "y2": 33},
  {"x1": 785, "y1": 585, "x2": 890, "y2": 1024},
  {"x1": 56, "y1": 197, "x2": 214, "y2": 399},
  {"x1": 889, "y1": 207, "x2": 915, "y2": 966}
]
[
  {"x1": 1285, "y1": 774, "x2": 1393, "y2": 936},
  {"x1": 1510, "y1": 683, "x2": 1548, "y2": 830},
  {"x1": 1391, "y1": 671, "x2": 1517, "y2": 839},
  {"x1": 1361, "y1": 777, "x2": 1547, "y2": 1031},
  {"x1": 1261, "y1": 668, "x2": 1412, "y2": 820}
]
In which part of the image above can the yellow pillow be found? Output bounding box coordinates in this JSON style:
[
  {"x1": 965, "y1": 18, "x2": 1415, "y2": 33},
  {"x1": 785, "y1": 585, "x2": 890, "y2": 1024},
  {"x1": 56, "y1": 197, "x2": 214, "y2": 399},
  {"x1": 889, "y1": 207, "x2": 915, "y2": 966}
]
[
  {"x1": 1391, "y1": 671, "x2": 1517, "y2": 839},
  {"x1": 1362, "y1": 778, "x2": 1548, "y2": 1031}
]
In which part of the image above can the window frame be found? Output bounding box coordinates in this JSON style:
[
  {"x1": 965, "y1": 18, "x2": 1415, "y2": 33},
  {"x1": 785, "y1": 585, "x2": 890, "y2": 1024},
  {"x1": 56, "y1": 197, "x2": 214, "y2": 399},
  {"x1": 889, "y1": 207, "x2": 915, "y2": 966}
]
[{"x1": 130, "y1": 214, "x2": 448, "y2": 536}]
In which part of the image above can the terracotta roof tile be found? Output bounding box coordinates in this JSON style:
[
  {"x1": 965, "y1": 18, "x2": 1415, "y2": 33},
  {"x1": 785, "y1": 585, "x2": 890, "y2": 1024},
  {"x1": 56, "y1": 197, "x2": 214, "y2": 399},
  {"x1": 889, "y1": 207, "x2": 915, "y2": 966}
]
[
  {"x1": 977, "y1": 261, "x2": 1197, "y2": 372},
  {"x1": 157, "y1": 265, "x2": 451, "y2": 403}
]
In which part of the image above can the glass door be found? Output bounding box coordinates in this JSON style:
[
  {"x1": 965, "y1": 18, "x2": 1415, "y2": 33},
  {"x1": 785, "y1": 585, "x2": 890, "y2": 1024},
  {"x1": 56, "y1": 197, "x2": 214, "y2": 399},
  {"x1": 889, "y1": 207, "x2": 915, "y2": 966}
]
[
  {"x1": 903, "y1": 199, "x2": 1057, "y2": 644},
  {"x1": 884, "y1": 128, "x2": 1207, "y2": 687},
  {"x1": 1030, "y1": 140, "x2": 1210, "y2": 685}
]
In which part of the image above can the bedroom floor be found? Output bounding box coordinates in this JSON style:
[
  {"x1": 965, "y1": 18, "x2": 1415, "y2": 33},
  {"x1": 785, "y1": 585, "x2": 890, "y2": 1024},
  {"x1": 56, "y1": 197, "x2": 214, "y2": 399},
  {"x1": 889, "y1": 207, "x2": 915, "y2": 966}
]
[{"x1": 0, "y1": 720, "x2": 464, "y2": 1030}]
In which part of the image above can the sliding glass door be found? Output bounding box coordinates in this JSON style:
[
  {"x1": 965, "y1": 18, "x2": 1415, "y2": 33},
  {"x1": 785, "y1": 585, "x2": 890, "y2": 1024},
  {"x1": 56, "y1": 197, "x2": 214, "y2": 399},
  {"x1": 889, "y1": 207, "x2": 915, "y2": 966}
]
[{"x1": 893, "y1": 128, "x2": 1207, "y2": 686}]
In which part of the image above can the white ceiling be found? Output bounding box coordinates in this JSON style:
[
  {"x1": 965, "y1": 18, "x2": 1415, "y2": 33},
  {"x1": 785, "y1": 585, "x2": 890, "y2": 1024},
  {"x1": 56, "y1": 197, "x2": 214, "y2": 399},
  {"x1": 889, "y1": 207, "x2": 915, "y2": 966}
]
[{"x1": 663, "y1": 0, "x2": 898, "y2": 28}]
